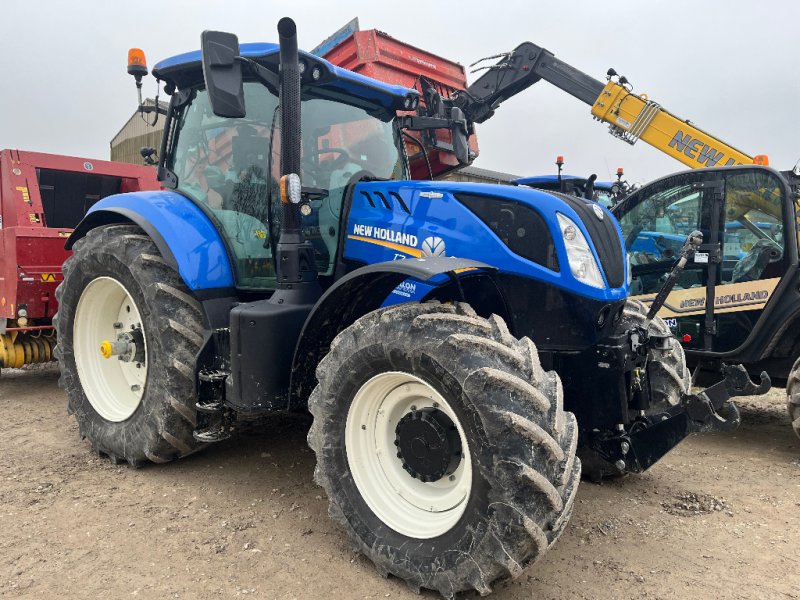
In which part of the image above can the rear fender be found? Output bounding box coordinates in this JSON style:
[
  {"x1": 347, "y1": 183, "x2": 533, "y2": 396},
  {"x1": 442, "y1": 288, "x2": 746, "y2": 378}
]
[
  {"x1": 288, "y1": 257, "x2": 501, "y2": 409},
  {"x1": 66, "y1": 191, "x2": 234, "y2": 291}
]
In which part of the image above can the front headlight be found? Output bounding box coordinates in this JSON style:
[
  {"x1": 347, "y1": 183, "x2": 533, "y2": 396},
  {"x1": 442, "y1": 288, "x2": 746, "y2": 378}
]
[{"x1": 556, "y1": 213, "x2": 606, "y2": 289}]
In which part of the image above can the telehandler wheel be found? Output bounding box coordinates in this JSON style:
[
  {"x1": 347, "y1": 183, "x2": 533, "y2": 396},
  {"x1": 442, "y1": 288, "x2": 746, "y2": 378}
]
[
  {"x1": 579, "y1": 298, "x2": 691, "y2": 481},
  {"x1": 619, "y1": 298, "x2": 690, "y2": 409},
  {"x1": 308, "y1": 302, "x2": 580, "y2": 598},
  {"x1": 786, "y1": 356, "x2": 800, "y2": 440},
  {"x1": 54, "y1": 224, "x2": 205, "y2": 466}
]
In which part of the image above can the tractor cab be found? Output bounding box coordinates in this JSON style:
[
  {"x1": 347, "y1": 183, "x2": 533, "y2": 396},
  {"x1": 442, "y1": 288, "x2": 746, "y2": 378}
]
[{"x1": 150, "y1": 43, "x2": 418, "y2": 290}]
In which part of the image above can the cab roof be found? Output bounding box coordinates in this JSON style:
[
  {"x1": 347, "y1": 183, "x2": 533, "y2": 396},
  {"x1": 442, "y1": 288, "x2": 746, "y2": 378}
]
[{"x1": 153, "y1": 42, "x2": 419, "y2": 112}]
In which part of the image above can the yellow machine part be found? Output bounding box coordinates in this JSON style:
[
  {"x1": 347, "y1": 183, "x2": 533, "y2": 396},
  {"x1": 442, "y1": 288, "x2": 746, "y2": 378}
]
[
  {"x1": 591, "y1": 82, "x2": 754, "y2": 169},
  {"x1": 0, "y1": 324, "x2": 56, "y2": 369}
]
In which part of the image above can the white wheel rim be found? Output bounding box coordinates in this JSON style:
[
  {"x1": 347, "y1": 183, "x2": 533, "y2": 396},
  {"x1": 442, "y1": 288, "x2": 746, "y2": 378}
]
[
  {"x1": 73, "y1": 276, "x2": 148, "y2": 422},
  {"x1": 345, "y1": 372, "x2": 472, "y2": 539}
]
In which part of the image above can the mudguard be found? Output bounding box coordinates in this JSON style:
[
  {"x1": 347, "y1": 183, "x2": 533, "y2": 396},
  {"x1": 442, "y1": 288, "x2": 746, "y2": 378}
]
[
  {"x1": 67, "y1": 191, "x2": 234, "y2": 291},
  {"x1": 288, "y1": 257, "x2": 497, "y2": 408}
]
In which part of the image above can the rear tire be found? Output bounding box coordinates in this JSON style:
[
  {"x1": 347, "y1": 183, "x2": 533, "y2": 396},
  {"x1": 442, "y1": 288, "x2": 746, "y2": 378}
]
[
  {"x1": 786, "y1": 356, "x2": 800, "y2": 440},
  {"x1": 54, "y1": 224, "x2": 205, "y2": 466},
  {"x1": 308, "y1": 302, "x2": 580, "y2": 597},
  {"x1": 580, "y1": 298, "x2": 690, "y2": 480}
]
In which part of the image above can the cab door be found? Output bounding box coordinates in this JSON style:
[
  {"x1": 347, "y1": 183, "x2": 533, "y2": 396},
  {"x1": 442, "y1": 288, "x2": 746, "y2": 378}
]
[{"x1": 615, "y1": 166, "x2": 793, "y2": 355}]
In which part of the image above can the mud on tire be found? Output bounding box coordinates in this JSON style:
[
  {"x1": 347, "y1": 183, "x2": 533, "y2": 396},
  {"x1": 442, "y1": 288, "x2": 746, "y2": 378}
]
[
  {"x1": 786, "y1": 356, "x2": 800, "y2": 440},
  {"x1": 308, "y1": 302, "x2": 580, "y2": 598},
  {"x1": 54, "y1": 224, "x2": 205, "y2": 466},
  {"x1": 619, "y1": 298, "x2": 690, "y2": 410}
]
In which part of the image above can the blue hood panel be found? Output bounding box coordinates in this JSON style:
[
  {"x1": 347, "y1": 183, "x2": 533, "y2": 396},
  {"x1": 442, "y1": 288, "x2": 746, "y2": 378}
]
[{"x1": 343, "y1": 180, "x2": 628, "y2": 303}]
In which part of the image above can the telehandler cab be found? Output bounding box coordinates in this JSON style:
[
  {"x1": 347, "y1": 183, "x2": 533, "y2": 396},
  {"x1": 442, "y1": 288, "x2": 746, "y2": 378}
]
[{"x1": 55, "y1": 18, "x2": 767, "y2": 597}]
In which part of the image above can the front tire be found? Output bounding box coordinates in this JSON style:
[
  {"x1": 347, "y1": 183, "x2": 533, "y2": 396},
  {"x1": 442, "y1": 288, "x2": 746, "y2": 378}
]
[
  {"x1": 54, "y1": 224, "x2": 205, "y2": 466},
  {"x1": 786, "y1": 356, "x2": 800, "y2": 440},
  {"x1": 308, "y1": 302, "x2": 579, "y2": 597}
]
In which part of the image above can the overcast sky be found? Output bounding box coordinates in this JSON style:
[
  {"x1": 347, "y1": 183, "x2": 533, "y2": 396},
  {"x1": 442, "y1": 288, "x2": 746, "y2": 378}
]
[{"x1": 1, "y1": 1, "x2": 798, "y2": 184}]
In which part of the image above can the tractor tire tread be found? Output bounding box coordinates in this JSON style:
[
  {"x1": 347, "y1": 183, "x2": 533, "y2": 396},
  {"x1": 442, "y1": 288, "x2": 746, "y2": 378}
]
[
  {"x1": 308, "y1": 302, "x2": 579, "y2": 598},
  {"x1": 785, "y1": 357, "x2": 800, "y2": 439},
  {"x1": 54, "y1": 224, "x2": 205, "y2": 465}
]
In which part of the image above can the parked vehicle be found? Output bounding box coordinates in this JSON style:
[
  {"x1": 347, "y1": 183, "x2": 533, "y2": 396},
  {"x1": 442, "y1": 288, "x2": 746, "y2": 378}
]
[
  {"x1": 54, "y1": 20, "x2": 765, "y2": 597},
  {"x1": 0, "y1": 150, "x2": 158, "y2": 372}
]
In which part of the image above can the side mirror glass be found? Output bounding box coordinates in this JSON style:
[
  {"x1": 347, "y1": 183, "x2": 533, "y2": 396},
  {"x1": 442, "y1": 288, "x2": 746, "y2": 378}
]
[{"x1": 201, "y1": 30, "x2": 246, "y2": 118}]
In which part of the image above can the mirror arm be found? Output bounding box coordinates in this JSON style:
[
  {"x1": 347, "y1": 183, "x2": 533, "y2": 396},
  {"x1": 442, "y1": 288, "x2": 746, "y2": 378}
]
[
  {"x1": 237, "y1": 57, "x2": 280, "y2": 95},
  {"x1": 397, "y1": 116, "x2": 454, "y2": 131}
]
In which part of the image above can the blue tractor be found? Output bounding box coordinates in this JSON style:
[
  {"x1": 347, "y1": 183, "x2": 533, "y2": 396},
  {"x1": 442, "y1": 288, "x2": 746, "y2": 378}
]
[{"x1": 54, "y1": 19, "x2": 764, "y2": 598}]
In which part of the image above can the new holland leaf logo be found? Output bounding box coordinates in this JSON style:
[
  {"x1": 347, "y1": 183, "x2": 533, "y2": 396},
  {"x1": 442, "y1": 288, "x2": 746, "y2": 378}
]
[{"x1": 421, "y1": 236, "x2": 446, "y2": 257}]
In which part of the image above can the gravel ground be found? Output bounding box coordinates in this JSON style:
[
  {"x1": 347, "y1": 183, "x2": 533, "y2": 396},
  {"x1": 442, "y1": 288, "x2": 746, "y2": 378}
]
[{"x1": 1, "y1": 365, "x2": 798, "y2": 599}]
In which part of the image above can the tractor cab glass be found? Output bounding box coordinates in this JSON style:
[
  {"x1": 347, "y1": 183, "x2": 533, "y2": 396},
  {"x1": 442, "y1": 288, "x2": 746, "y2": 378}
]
[
  {"x1": 169, "y1": 82, "x2": 406, "y2": 289},
  {"x1": 616, "y1": 167, "x2": 791, "y2": 352}
]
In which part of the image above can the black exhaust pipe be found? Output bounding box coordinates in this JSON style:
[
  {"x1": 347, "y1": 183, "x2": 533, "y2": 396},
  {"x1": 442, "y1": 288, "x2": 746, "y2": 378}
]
[
  {"x1": 278, "y1": 17, "x2": 301, "y2": 180},
  {"x1": 273, "y1": 17, "x2": 320, "y2": 300}
]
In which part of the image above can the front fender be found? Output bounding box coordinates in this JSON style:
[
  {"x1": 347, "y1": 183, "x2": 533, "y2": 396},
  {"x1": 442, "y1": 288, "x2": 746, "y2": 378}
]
[
  {"x1": 67, "y1": 191, "x2": 234, "y2": 291},
  {"x1": 288, "y1": 257, "x2": 497, "y2": 408}
]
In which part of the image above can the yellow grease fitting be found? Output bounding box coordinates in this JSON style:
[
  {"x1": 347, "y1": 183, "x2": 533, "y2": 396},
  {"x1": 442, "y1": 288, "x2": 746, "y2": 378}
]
[{"x1": 99, "y1": 341, "x2": 113, "y2": 359}]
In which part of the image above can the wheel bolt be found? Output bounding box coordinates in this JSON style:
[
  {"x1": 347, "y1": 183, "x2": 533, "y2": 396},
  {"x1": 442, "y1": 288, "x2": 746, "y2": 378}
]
[
  {"x1": 131, "y1": 384, "x2": 141, "y2": 392},
  {"x1": 113, "y1": 322, "x2": 123, "y2": 329},
  {"x1": 448, "y1": 475, "x2": 456, "y2": 481}
]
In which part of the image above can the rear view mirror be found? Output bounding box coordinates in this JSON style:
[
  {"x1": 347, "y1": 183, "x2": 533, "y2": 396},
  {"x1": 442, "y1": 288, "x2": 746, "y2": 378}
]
[
  {"x1": 201, "y1": 30, "x2": 246, "y2": 118},
  {"x1": 450, "y1": 107, "x2": 470, "y2": 165}
]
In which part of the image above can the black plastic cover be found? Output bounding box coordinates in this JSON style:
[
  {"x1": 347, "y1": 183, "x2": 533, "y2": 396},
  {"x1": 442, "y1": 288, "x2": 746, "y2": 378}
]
[{"x1": 457, "y1": 194, "x2": 560, "y2": 272}]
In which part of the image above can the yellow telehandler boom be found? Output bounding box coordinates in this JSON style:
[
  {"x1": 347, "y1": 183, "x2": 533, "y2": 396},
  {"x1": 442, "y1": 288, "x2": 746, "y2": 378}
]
[{"x1": 453, "y1": 42, "x2": 763, "y2": 170}]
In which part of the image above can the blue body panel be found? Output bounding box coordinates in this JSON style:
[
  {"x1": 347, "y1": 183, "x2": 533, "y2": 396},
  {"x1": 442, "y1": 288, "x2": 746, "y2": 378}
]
[
  {"x1": 153, "y1": 43, "x2": 417, "y2": 112},
  {"x1": 344, "y1": 181, "x2": 628, "y2": 302},
  {"x1": 86, "y1": 191, "x2": 235, "y2": 290}
]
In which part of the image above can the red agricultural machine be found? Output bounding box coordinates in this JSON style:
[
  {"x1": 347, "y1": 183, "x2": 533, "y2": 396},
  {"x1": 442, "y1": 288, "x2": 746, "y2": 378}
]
[
  {"x1": 321, "y1": 29, "x2": 480, "y2": 179},
  {"x1": 0, "y1": 150, "x2": 158, "y2": 371}
]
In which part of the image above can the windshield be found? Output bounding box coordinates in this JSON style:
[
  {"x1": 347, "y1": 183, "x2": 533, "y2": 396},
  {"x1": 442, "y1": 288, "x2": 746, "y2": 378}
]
[{"x1": 169, "y1": 82, "x2": 407, "y2": 289}]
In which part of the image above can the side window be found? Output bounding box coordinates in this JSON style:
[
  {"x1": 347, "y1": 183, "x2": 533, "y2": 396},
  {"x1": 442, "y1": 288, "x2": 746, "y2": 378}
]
[
  {"x1": 617, "y1": 175, "x2": 711, "y2": 295},
  {"x1": 295, "y1": 100, "x2": 404, "y2": 277},
  {"x1": 619, "y1": 185, "x2": 702, "y2": 265},
  {"x1": 171, "y1": 85, "x2": 279, "y2": 290},
  {"x1": 721, "y1": 170, "x2": 786, "y2": 284}
]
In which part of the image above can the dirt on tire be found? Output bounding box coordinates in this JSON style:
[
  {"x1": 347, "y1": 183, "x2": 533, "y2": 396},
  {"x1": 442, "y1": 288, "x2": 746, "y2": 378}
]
[{"x1": 1, "y1": 365, "x2": 798, "y2": 599}]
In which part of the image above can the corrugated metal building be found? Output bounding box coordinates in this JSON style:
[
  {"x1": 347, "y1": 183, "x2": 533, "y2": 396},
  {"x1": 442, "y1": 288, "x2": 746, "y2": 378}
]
[
  {"x1": 439, "y1": 165, "x2": 519, "y2": 184},
  {"x1": 110, "y1": 99, "x2": 168, "y2": 165}
]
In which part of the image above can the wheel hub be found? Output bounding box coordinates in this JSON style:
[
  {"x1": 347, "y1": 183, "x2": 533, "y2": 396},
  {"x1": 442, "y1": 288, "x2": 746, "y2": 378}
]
[{"x1": 394, "y1": 408, "x2": 462, "y2": 482}]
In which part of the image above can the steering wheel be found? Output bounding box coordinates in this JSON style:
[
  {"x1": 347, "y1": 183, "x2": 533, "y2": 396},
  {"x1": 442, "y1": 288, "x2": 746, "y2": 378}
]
[
  {"x1": 309, "y1": 147, "x2": 350, "y2": 170},
  {"x1": 732, "y1": 239, "x2": 783, "y2": 282},
  {"x1": 652, "y1": 235, "x2": 677, "y2": 260}
]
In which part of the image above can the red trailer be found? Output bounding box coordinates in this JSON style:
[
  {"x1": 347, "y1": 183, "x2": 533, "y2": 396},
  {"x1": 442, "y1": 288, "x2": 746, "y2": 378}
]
[
  {"x1": 322, "y1": 30, "x2": 479, "y2": 179},
  {"x1": 0, "y1": 150, "x2": 159, "y2": 370}
]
